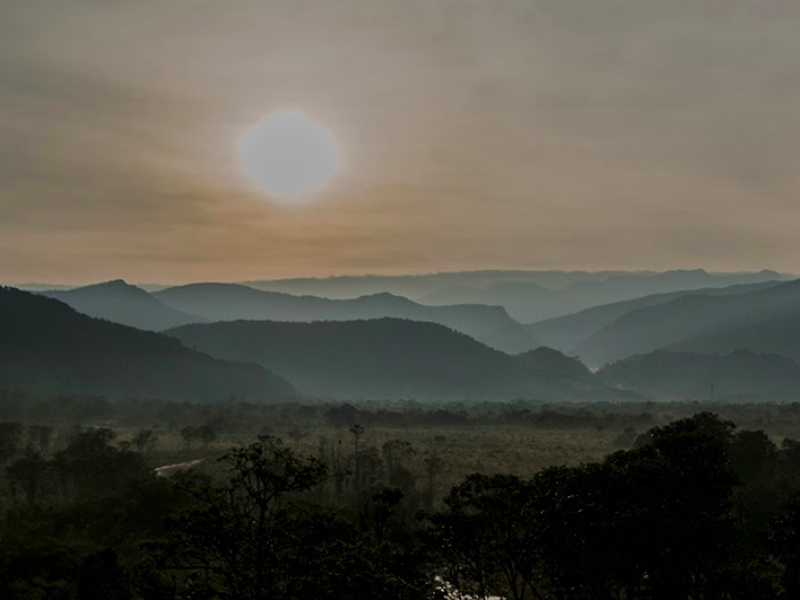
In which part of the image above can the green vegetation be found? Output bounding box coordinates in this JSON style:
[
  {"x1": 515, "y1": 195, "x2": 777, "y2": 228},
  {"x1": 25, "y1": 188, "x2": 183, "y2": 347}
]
[
  {"x1": 9, "y1": 273, "x2": 800, "y2": 598},
  {"x1": 4, "y1": 395, "x2": 800, "y2": 598}
]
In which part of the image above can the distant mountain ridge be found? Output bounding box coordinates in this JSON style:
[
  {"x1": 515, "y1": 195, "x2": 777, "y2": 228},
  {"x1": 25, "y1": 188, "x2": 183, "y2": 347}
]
[
  {"x1": 420, "y1": 269, "x2": 783, "y2": 322},
  {"x1": 576, "y1": 278, "x2": 800, "y2": 367},
  {"x1": 674, "y1": 309, "x2": 800, "y2": 363},
  {"x1": 599, "y1": 349, "x2": 800, "y2": 400},
  {"x1": 0, "y1": 286, "x2": 297, "y2": 402},
  {"x1": 155, "y1": 283, "x2": 537, "y2": 353},
  {"x1": 527, "y1": 281, "x2": 781, "y2": 354},
  {"x1": 43, "y1": 279, "x2": 207, "y2": 331},
  {"x1": 515, "y1": 347, "x2": 594, "y2": 379},
  {"x1": 167, "y1": 318, "x2": 614, "y2": 401},
  {"x1": 17, "y1": 269, "x2": 787, "y2": 326},
  {"x1": 242, "y1": 269, "x2": 786, "y2": 307}
]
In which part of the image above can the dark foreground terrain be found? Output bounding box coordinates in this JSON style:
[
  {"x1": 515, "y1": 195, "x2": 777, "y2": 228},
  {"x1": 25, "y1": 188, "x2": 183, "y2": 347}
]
[{"x1": 3, "y1": 396, "x2": 800, "y2": 599}]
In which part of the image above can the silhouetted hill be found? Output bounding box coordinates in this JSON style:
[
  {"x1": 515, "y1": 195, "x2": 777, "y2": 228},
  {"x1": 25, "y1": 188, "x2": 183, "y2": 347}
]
[
  {"x1": 515, "y1": 347, "x2": 593, "y2": 379},
  {"x1": 575, "y1": 279, "x2": 800, "y2": 367},
  {"x1": 243, "y1": 269, "x2": 785, "y2": 308},
  {"x1": 675, "y1": 310, "x2": 800, "y2": 363},
  {"x1": 0, "y1": 286, "x2": 297, "y2": 401},
  {"x1": 167, "y1": 318, "x2": 610, "y2": 401},
  {"x1": 43, "y1": 280, "x2": 206, "y2": 331},
  {"x1": 420, "y1": 269, "x2": 782, "y2": 322},
  {"x1": 528, "y1": 281, "x2": 781, "y2": 353},
  {"x1": 599, "y1": 349, "x2": 800, "y2": 400},
  {"x1": 243, "y1": 270, "x2": 628, "y2": 300},
  {"x1": 155, "y1": 283, "x2": 536, "y2": 353}
]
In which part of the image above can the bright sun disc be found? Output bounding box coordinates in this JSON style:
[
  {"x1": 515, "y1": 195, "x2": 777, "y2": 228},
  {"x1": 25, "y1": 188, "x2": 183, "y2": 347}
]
[{"x1": 240, "y1": 112, "x2": 339, "y2": 198}]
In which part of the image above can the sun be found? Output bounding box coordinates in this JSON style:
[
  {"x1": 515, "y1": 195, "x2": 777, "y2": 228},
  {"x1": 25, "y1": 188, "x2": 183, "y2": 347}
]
[{"x1": 240, "y1": 112, "x2": 339, "y2": 199}]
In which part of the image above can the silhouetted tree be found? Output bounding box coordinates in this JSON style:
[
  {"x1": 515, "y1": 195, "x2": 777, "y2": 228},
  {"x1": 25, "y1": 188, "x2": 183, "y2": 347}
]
[
  {"x1": 0, "y1": 422, "x2": 24, "y2": 464},
  {"x1": 76, "y1": 549, "x2": 132, "y2": 600},
  {"x1": 349, "y1": 424, "x2": 365, "y2": 491},
  {"x1": 429, "y1": 413, "x2": 742, "y2": 600},
  {"x1": 423, "y1": 453, "x2": 443, "y2": 510},
  {"x1": 143, "y1": 439, "x2": 426, "y2": 600},
  {"x1": 382, "y1": 439, "x2": 414, "y2": 489},
  {"x1": 197, "y1": 424, "x2": 217, "y2": 445},
  {"x1": 52, "y1": 427, "x2": 150, "y2": 500},
  {"x1": 27, "y1": 425, "x2": 54, "y2": 455},
  {"x1": 324, "y1": 404, "x2": 361, "y2": 428},
  {"x1": 180, "y1": 425, "x2": 197, "y2": 448},
  {"x1": 6, "y1": 450, "x2": 48, "y2": 507},
  {"x1": 132, "y1": 429, "x2": 158, "y2": 453},
  {"x1": 428, "y1": 473, "x2": 540, "y2": 600}
]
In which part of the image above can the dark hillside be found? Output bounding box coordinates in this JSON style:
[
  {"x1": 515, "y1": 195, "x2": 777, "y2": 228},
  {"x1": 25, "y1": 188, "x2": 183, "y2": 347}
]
[
  {"x1": 43, "y1": 279, "x2": 206, "y2": 331},
  {"x1": 168, "y1": 318, "x2": 609, "y2": 401},
  {"x1": 599, "y1": 349, "x2": 800, "y2": 400},
  {"x1": 576, "y1": 279, "x2": 800, "y2": 367},
  {"x1": 675, "y1": 310, "x2": 800, "y2": 363},
  {"x1": 0, "y1": 287, "x2": 296, "y2": 402},
  {"x1": 527, "y1": 281, "x2": 780, "y2": 353},
  {"x1": 156, "y1": 283, "x2": 536, "y2": 353}
]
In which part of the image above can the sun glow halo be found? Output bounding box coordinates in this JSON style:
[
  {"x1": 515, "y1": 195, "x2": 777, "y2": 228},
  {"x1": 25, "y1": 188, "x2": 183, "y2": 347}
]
[{"x1": 240, "y1": 112, "x2": 339, "y2": 199}]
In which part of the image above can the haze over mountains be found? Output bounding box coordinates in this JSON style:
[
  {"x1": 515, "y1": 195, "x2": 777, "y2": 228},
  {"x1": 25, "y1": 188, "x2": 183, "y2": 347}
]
[
  {"x1": 0, "y1": 287, "x2": 296, "y2": 401},
  {"x1": 419, "y1": 270, "x2": 784, "y2": 322},
  {"x1": 52, "y1": 281, "x2": 534, "y2": 353},
  {"x1": 38, "y1": 280, "x2": 536, "y2": 353},
  {"x1": 167, "y1": 318, "x2": 610, "y2": 401},
  {"x1": 675, "y1": 311, "x2": 800, "y2": 364},
  {"x1": 245, "y1": 269, "x2": 785, "y2": 322},
  {"x1": 600, "y1": 350, "x2": 800, "y2": 401},
  {"x1": 43, "y1": 280, "x2": 207, "y2": 331},
  {"x1": 4, "y1": 268, "x2": 800, "y2": 403},
  {"x1": 576, "y1": 279, "x2": 800, "y2": 367},
  {"x1": 528, "y1": 281, "x2": 782, "y2": 355}
]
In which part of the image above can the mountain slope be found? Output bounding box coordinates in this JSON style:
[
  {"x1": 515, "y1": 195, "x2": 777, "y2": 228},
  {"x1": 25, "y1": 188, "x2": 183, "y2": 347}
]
[
  {"x1": 155, "y1": 283, "x2": 536, "y2": 353},
  {"x1": 43, "y1": 280, "x2": 207, "y2": 331},
  {"x1": 599, "y1": 350, "x2": 800, "y2": 400},
  {"x1": 243, "y1": 269, "x2": 784, "y2": 304},
  {"x1": 527, "y1": 281, "x2": 781, "y2": 353},
  {"x1": 674, "y1": 310, "x2": 800, "y2": 363},
  {"x1": 0, "y1": 286, "x2": 297, "y2": 401},
  {"x1": 419, "y1": 269, "x2": 782, "y2": 322},
  {"x1": 167, "y1": 318, "x2": 608, "y2": 401},
  {"x1": 575, "y1": 279, "x2": 800, "y2": 367},
  {"x1": 515, "y1": 347, "x2": 594, "y2": 380}
]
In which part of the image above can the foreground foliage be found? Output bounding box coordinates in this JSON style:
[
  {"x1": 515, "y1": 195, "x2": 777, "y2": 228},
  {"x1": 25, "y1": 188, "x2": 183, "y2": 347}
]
[{"x1": 3, "y1": 411, "x2": 800, "y2": 598}]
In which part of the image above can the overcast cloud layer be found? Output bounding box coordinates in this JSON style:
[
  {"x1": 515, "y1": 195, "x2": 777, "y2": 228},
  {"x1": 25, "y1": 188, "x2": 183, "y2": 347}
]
[{"x1": 2, "y1": 0, "x2": 799, "y2": 284}]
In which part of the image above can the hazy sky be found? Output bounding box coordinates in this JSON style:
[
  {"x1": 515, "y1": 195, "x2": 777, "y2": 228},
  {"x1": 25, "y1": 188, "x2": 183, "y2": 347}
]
[{"x1": 2, "y1": 0, "x2": 800, "y2": 284}]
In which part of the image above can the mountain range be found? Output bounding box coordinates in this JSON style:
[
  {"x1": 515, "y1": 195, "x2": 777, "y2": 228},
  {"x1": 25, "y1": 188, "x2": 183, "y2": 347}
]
[
  {"x1": 13, "y1": 268, "x2": 800, "y2": 403},
  {"x1": 599, "y1": 349, "x2": 800, "y2": 400},
  {"x1": 419, "y1": 269, "x2": 783, "y2": 322},
  {"x1": 43, "y1": 279, "x2": 206, "y2": 331},
  {"x1": 527, "y1": 281, "x2": 781, "y2": 354},
  {"x1": 575, "y1": 278, "x2": 800, "y2": 367},
  {"x1": 0, "y1": 286, "x2": 296, "y2": 402},
  {"x1": 38, "y1": 280, "x2": 538, "y2": 353},
  {"x1": 167, "y1": 318, "x2": 613, "y2": 401},
  {"x1": 154, "y1": 283, "x2": 536, "y2": 353},
  {"x1": 243, "y1": 270, "x2": 785, "y2": 312}
]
